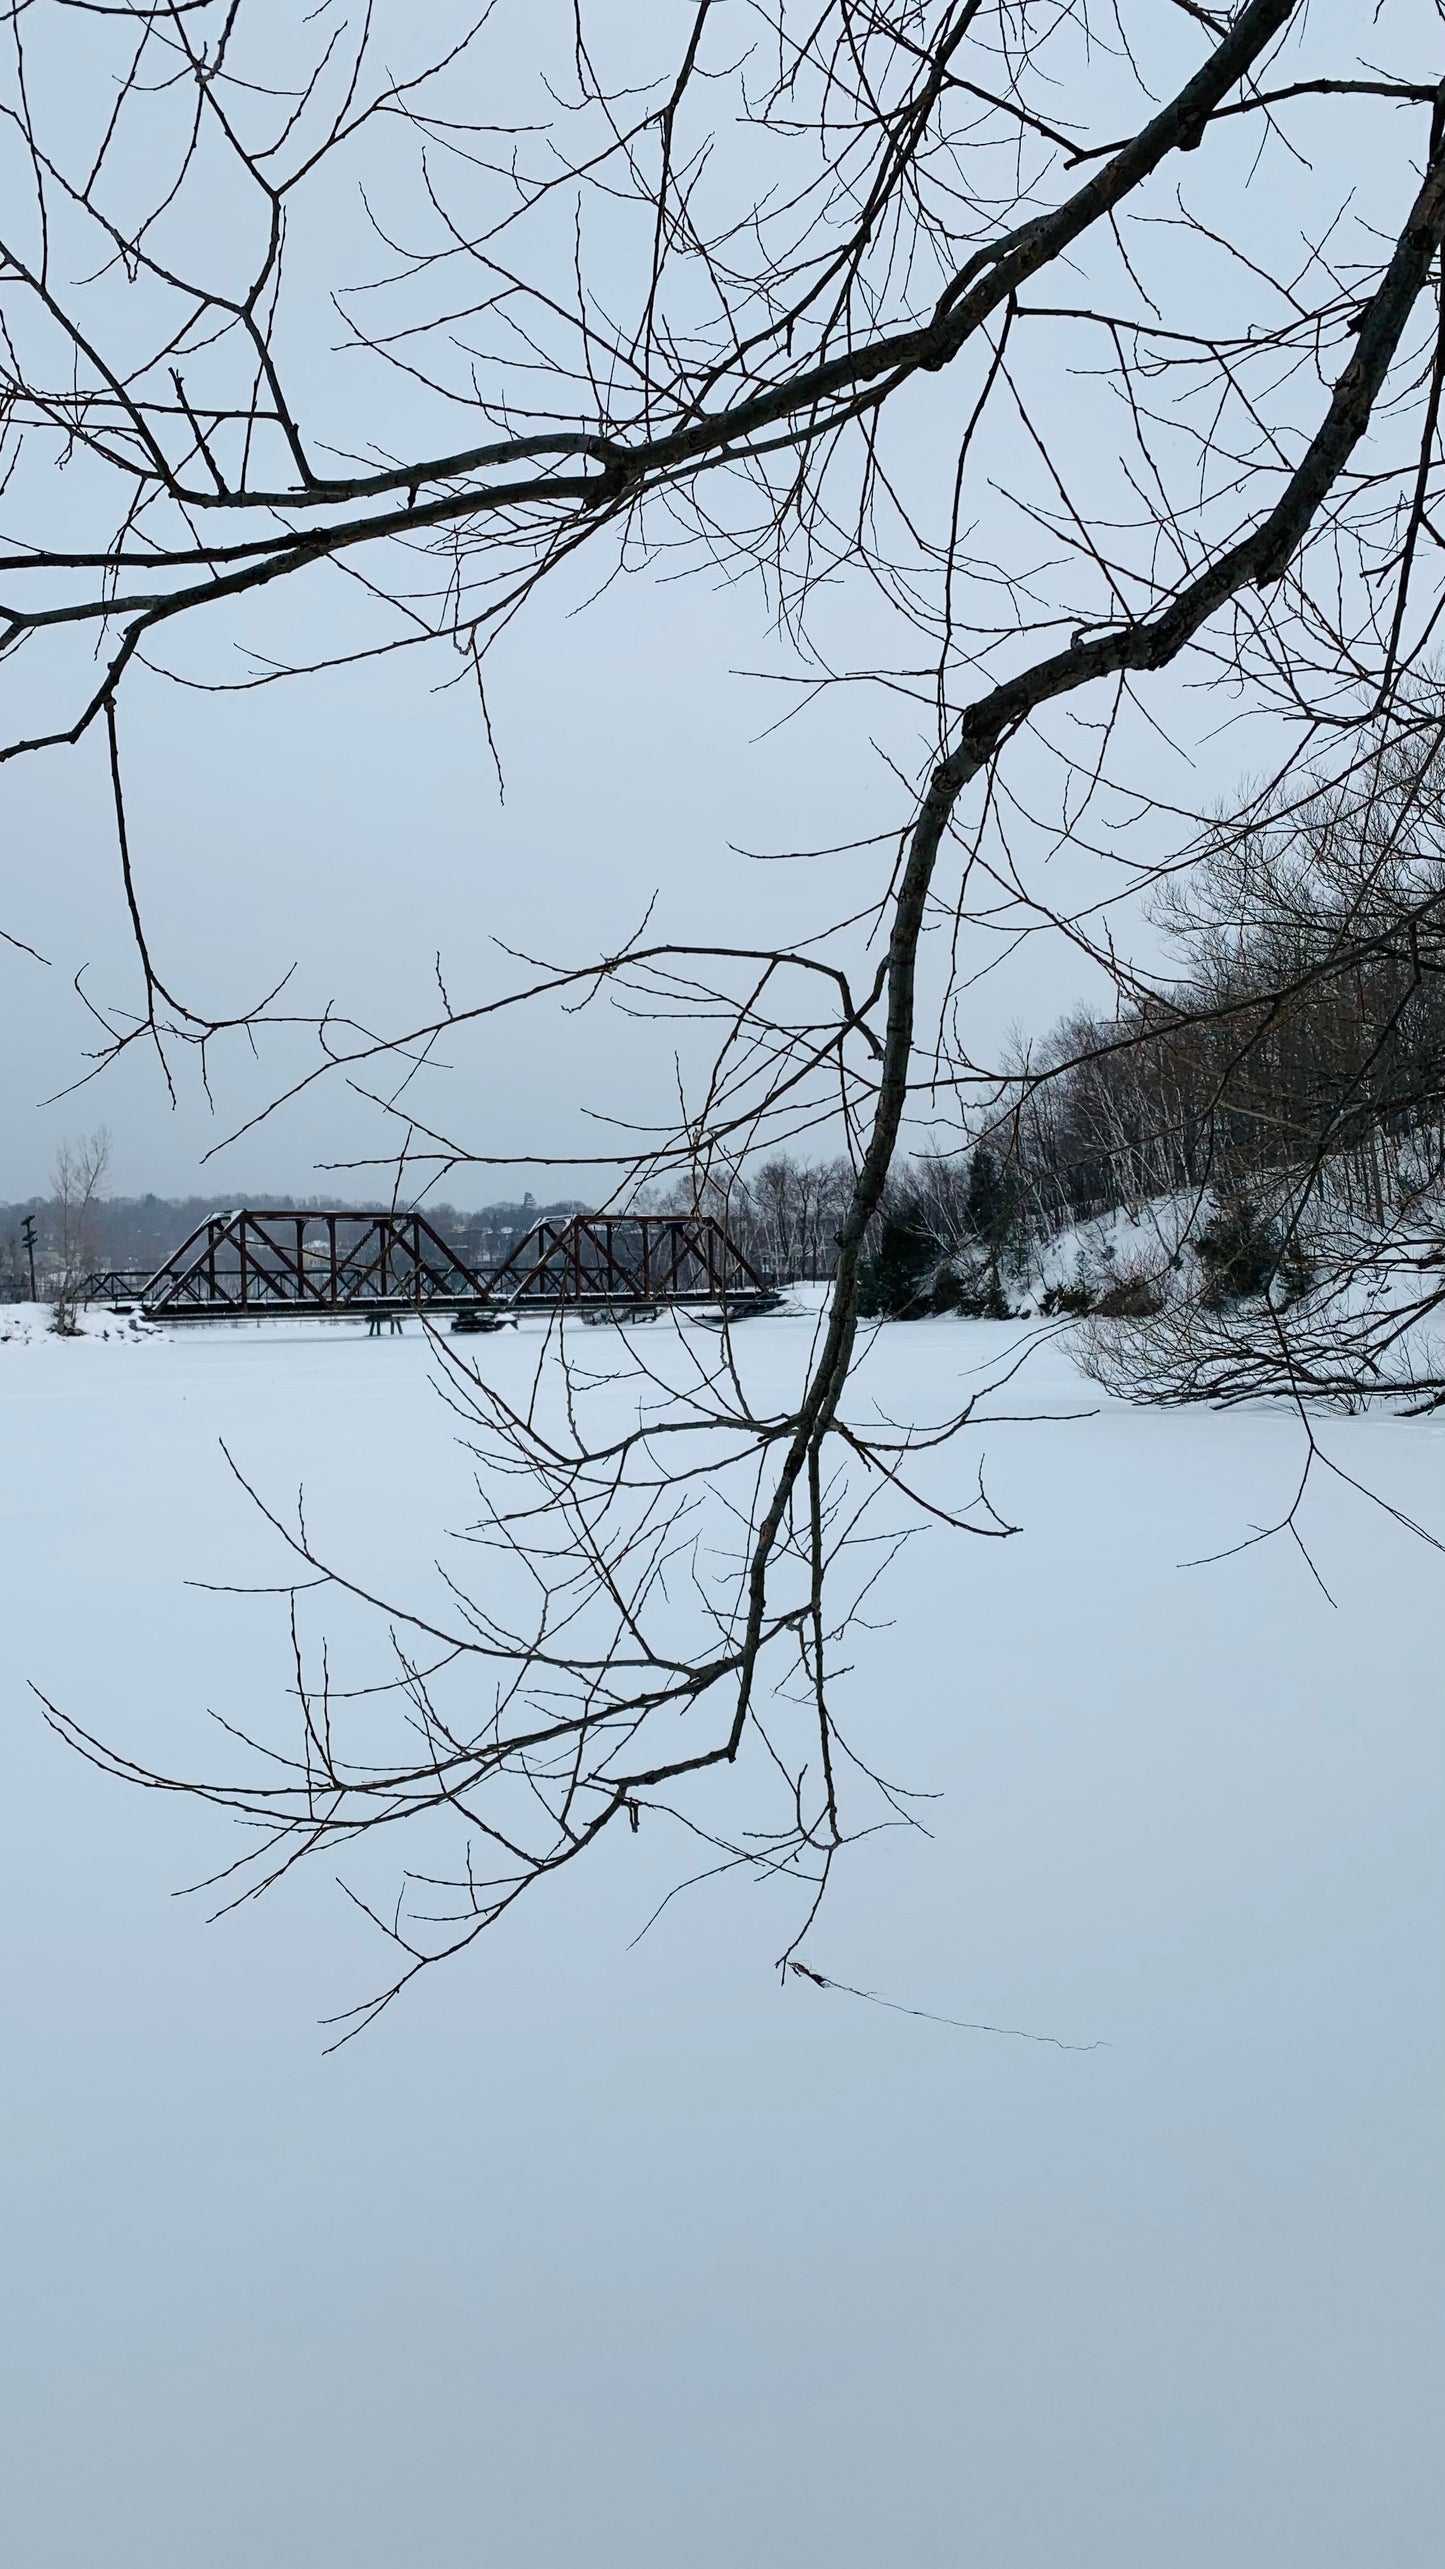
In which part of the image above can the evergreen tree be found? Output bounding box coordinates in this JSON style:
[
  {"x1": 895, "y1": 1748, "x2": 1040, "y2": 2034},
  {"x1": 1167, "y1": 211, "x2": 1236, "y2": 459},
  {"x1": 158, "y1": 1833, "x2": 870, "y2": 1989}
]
[{"x1": 857, "y1": 1199, "x2": 938, "y2": 1320}]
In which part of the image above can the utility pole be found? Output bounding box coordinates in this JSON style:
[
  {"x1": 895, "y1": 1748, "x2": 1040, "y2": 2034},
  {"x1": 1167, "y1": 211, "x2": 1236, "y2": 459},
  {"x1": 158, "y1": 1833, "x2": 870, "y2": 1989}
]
[{"x1": 21, "y1": 1213, "x2": 36, "y2": 1300}]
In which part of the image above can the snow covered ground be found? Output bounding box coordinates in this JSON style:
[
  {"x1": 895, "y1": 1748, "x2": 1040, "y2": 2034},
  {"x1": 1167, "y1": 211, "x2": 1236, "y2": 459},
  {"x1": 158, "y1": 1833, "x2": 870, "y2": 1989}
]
[{"x1": 0, "y1": 1299, "x2": 1441, "y2": 2567}]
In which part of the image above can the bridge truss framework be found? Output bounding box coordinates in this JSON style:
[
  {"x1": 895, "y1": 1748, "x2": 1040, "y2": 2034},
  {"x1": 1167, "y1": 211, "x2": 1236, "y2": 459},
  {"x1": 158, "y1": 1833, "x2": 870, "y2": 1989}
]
[{"x1": 127, "y1": 1209, "x2": 777, "y2": 1326}]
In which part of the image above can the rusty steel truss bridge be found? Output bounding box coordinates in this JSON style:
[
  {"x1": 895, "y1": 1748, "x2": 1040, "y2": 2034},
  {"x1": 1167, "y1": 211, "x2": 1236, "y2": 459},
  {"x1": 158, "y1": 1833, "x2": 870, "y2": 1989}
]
[{"x1": 109, "y1": 1208, "x2": 780, "y2": 1328}]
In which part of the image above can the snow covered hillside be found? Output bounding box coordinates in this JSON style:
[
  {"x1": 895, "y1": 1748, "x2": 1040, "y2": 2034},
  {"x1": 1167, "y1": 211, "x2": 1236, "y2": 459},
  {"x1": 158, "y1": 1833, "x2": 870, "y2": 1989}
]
[{"x1": 1, "y1": 1302, "x2": 1441, "y2": 2568}]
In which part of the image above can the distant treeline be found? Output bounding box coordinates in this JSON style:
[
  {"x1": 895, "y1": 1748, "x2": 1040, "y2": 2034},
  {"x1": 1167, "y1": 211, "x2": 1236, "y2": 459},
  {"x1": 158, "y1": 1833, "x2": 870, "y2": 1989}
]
[
  {"x1": 1004, "y1": 748, "x2": 1445, "y2": 1237},
  {"x1": 699, "y1": 731, "x2": 1445, "y2": 1322},
  {"x1": 652, "y1": 1158, "x2": 854, "y2": 1284},
  {"x1": 862, "y1": 730, "x2": 1445, "y2": 1316},
  {"x1": 0, "y1": 1193, "x2": 587, "y2": 1299}
]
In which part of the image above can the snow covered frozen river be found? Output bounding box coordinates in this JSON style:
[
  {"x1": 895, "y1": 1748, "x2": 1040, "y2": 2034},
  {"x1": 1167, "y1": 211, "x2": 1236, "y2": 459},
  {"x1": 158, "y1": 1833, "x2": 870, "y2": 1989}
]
[{"x1": 1, "y1": 1300, "x2": 1440, "y2": 2566}]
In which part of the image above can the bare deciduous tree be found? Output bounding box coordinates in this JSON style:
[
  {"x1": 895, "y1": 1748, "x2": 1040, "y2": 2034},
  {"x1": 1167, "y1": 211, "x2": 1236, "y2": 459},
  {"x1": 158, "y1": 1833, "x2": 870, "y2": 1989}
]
[
  {"x1": 9, "y1": 2, "x2": 1445, "y2": 2020},
  {"x1": 48, "y1": 1127, "x2": 111, "y2": 1332},
  {"x1": 974, "y1": 703, "x2": 1445, "y2": 1400}
]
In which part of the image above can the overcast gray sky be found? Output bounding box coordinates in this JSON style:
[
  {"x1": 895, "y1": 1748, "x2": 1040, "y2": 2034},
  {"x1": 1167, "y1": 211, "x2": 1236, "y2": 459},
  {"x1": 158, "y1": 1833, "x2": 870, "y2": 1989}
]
[
  {"x1": 2, "y1": 0, "x2": 1403, "y2": 1205},
  {"x1": 0, "y1": 528, "x2": 906, "y2": 1200}
]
